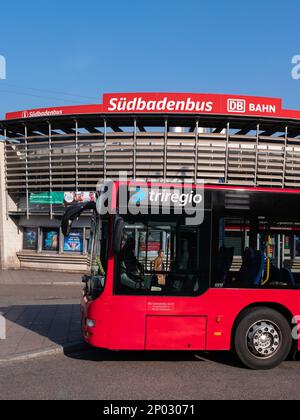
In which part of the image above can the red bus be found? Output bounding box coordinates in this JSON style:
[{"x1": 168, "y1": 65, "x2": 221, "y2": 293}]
[{"x1": 62, "y1": 181, "x2": 300, "y2": 370}]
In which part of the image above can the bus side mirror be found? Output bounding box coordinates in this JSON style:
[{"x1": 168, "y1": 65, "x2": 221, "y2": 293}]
[
  {"x1": 61, "y1": 202, "x2": 96, "y2": 236},
  {"x1": 113, "y1": 216, "x2": 124, "y2": 254}
]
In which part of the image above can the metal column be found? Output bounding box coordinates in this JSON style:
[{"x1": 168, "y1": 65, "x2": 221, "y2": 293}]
[
  {"x1": 282, "y1": 126, "x2": 288, "y2": 188},
  {"x1": 25, "y1": 124, "x2": 29, "y2": 220},
  {"x1": 48, "y1": 121, "x2": 53, "y2": 220},
  {"x1": 104, "y1": 119, "x2": 107, "y2": 181},
  {"x1": 3, "y1": 128, "x2": 9, "y2": 221},
  {"x1": 254, "y1": 124, "x2": 260, "y2": 186},
  {"x1": 163, "y1": 119, "x2": 168, "y2": 182},
  {"x1": 225, "y1": 122, "x2": 230, "y2": 183},
  {"x1": 133, "y1": 119, "x2": 137, "y2": 181},
  {"x1": 194, "y1": 120, "x2": 199, "y2": 184},
  {"x1": 75, "y1": 120, "x2": 79, "y2": 192}
]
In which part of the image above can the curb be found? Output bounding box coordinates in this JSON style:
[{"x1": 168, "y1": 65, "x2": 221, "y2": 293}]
[{"x1": 0, "y1": 341, "x2": 90, "y2": 364}]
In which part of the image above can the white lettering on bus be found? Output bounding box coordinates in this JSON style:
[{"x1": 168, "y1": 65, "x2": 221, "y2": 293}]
[{"x1": 149, "y1": 190, "x2": 203, "y2": 207}]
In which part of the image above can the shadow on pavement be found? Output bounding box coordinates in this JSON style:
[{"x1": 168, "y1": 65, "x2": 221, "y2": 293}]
[
  {"x1": 4, "y1": 302, "x2": 297, "y2": 369},
  {"x1": 0, "y1": 304, "x2": 82, "y2": 356},
  {"x1": 0, "y1": 303, "x2": 247, "y2": 368},
  {"x1": 0, "y1": 303, "x2": 242, "y2": 367},
  {"x1": 67, "y1": 347, "x2": 244, "y2": 368}
]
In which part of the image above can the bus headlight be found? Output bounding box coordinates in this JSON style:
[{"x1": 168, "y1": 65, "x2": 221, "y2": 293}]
[{"x1": 86, "y1": 319, "x2": 96, "y2": 328}]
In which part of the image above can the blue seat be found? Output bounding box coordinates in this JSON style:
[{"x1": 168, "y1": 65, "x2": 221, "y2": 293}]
[
  {"x1": 280, "y1": 268, "x2": 296, "y2": 287},
  {"x1": 237, "y1": 248, "x2": 265, "y2": 286},
  {"x1": 216, "y1": 246, "x2": 234, "y2": 286}
]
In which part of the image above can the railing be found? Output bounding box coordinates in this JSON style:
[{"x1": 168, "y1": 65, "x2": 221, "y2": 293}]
[{"x1": 5, "y1": 118, "x2": 300, "y2": 204}]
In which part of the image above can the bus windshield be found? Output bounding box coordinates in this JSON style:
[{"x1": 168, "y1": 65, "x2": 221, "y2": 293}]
[{"x1": 115, "y1": 213, "x2": 212, "y2": 296}]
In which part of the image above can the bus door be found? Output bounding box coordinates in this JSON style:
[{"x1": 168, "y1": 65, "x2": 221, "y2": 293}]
[
  {"x1": 256, "y1": 227, "x2": 295, "y2": 287},
  {"x1": 260, "y1": 233, "x2": 291, "y2": 270},
  {"x1": 111, "y1": 213, "x2": 211, "y2": 351},
  {"x1": 144, "y1": 224, "x2": 209, "y2": 351},
  {"x1": 108, "y1": 223, "x2": 148, "y2": 350}
]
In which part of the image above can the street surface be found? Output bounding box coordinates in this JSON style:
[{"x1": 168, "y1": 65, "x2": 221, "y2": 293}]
[
  {"x1": 1, "y1": 271, "x2": 300, "y2": 400},
  {"x1": 1, "y1": 349, "x2": 300, "y2": 400},
  {"x1": 0, "y1": 276, "x2": 83, "y2": 360}
]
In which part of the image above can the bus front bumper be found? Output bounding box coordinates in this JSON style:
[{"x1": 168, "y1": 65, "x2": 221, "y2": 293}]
[{"x1": 80, "y1": 296, "x2": 109, "y2": 348}]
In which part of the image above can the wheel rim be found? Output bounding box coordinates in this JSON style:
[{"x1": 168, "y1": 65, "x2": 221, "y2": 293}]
[{"x1": 246, "y1": 320, "x2": 282, "y2": 359}]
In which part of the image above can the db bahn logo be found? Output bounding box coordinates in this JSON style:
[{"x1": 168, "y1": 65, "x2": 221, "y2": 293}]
[{"x1": 227, "y1": 99, "x2": 246, "y2": 113}]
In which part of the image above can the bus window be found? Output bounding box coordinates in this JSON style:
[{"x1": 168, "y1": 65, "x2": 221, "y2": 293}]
[
  {"x1": 87, "y1": 217, "x2": 109, "y2": 299},
  {"x1": 213, "y1": 217, "x2": 297, "y2": 289},
  {"x1": 115, "y1": 214, "x2": 211, "y2": 296},
  {"x1": 295, "y1": 236, "x2": 300, "y2": 257}
]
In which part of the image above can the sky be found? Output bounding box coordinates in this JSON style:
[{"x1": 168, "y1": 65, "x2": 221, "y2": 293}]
[{"x1": 0, "y1": 0, "x2": 300, "y2": 118}]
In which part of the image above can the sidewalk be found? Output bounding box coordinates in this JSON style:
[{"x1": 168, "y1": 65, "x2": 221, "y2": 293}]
[
  {"x1": 0, "y1": 269, "x2": 82, "y2": 285},
  {"x1": 0, "y1": 280, "x2": 88, "y2": 362}
]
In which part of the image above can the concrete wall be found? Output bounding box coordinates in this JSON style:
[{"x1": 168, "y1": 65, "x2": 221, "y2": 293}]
[
  {"x1": 17, "y1": 252, "x2": 90, "y2": 273},
  {"x1": 0, "y1": 142, "x2": 22, "y2": 269}
]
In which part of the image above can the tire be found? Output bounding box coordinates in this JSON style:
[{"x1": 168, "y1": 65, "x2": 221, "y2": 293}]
[{"x1": 234, "y1": 307, "x2": 292, "y2": 370}]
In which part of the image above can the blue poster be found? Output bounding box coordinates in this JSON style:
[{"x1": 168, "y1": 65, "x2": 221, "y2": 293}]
[
  {"x1": 24, "y1": 228, "x2": 38, "y2": 250},
  {"x1": 43, "y1": 229, "x2": 59, "y2": 251},
  {"x1": 64, "y1": 230, "x2": 83, "y2": 253}
]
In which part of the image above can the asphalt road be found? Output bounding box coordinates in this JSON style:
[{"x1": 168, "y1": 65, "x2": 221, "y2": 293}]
[
  {"x1": 1, "y1": 349, "x2": 300, "y2": 400},
  {"x1": 1, "y1": 282, "x2": 300, "y2": 401},
  {"x1": 0, "y1": 284, "x2": 82, "y2": 306}
]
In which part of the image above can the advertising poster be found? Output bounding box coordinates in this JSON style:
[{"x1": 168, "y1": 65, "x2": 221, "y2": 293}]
[
  {"x1": 64, "y1": 192, "x2": 96, "y2": 206},
  {"x1": 29, "y1": 192, "x2": 96, "y2": 206},
  {"x1": 64, "y1": 229, "x2": 83, "y2": 253},
  {"x1": 30, "y1": 192, "x2": 65, "y2": 205},
  {"x1": 23, "y1": 228, "x2": 38, "y2": 250},
  {"x1": 43, "y1": 229, "x2": 59, "y2": 251}
]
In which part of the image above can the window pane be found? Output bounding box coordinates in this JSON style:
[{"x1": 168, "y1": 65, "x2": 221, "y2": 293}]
[
  {"x1": 295, "y1": 236, "x2": 300, "y2": 257},
  {"x1": 213, "y1": 217, "x2": 297, "y2": 289},
  {"x1": 43, "y1": 228, "x2": 59, "y2": 251},
  {"x1": 23, "y1": 228, "x2": 38, "y2": 251},
  {"x1": 90, "y1": 219, "x2": 109, "y2": 276},
  {"x1": 116, "y1": 214, "x2": 211, "y2": 296}
]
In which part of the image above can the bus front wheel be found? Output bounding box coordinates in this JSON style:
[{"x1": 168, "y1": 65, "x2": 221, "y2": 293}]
[{"x1": 234, "y1": 307, "x2": 292, "y2": 370}]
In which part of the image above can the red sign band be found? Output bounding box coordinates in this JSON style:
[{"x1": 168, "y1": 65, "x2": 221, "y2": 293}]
[{"x1": 5, "y1": 92, "x2": 300, "y2": 120}]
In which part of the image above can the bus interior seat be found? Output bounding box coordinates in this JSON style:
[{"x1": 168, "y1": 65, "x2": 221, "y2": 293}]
[
  {"x1": 268, "y1": 264, "x2": 281, "y2": 284},
  {"x1": 216, "y1": 246, "x2": 234, "y2": 287},
  {"x1": 236, "y1": 248, "x2": 265, "y2": 286},
  {"x1": 251, "y1": 249, "x2": 265, "y2": 286},
  {"x1": 280, "y1": 268, "x2": 296, "y2": 287},
  {"x1": 165, "y1": 240, "x2": 191, "y2": 292},
  {"x1": 181, "y1": 275, "x2": 198, "y2": 294},
  {"x1": 120, "y1": 261, "x2": 144, "y2": 290},
  {"x1": 178, "y1": 239, "x2": 189, "y2": 271},
  {"x1": 261, "y1": 264, "x2": 296, "y2": 288}
]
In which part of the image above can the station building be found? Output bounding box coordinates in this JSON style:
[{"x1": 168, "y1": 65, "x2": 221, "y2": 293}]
[{"x1": 1, "y1": 92, "x2": 300, "y2": 273}]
